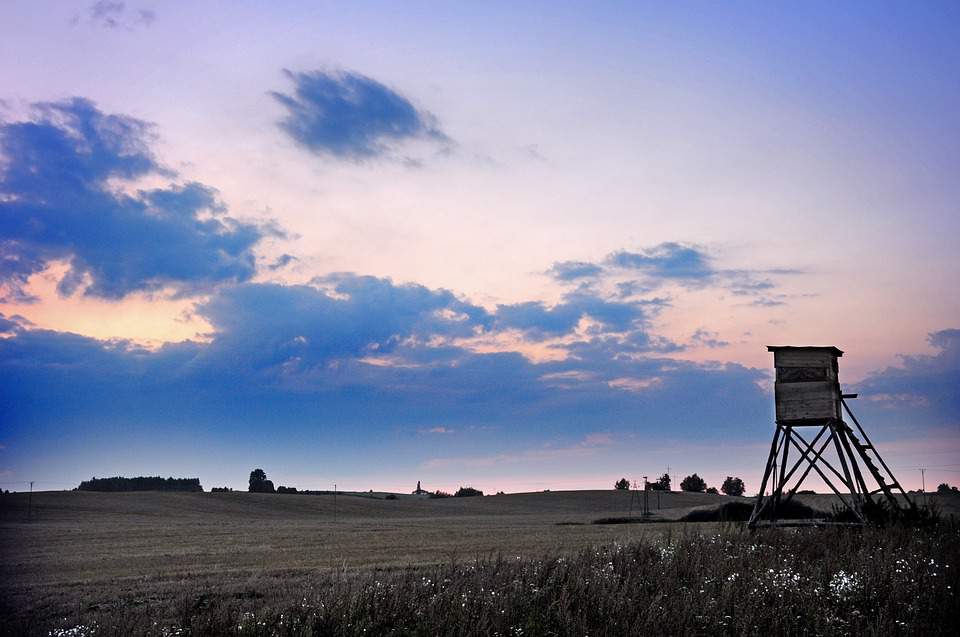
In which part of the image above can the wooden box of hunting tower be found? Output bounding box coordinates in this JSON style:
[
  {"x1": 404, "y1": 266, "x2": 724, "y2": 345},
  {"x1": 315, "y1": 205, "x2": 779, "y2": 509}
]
[{"x1": 768, "y1": 346, "x2": 843, "y2": 424}]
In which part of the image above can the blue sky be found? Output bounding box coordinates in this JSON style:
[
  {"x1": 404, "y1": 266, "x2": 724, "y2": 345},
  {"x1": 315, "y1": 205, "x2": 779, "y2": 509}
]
[{"x1": 0, "y1": 1, "x2": 958, "y2": 493}]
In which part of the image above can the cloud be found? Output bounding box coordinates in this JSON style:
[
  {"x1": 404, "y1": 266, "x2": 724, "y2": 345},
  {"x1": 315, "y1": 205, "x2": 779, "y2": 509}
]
[
  {"x1": 271, "y1": 69, "x2": 451, "y2": 161},
  {"x1": 75, "y1": 2, "x2": 156, "y2": 29},
  {"x1": 192, "y1": 274, "x2": 491, "y2": 372},
  {"x1": 494, "y1": 290, "x2": 653, "y2": 340},
  {"x1": 547, "y1": 243, "x2": 806, "y2": 309},
  {"x1": 690, "y1": 329, "x2": 730, "y2": 349},
  {"x1": 607, "y1": 243, "x2": 714, "y2": 281},
  {"x1": 546, "y1": 260, "x2": 604, "y2": 281},
  {"x1": 418, "y1": 426, "x2": 454, "y2": 435},
  {"x1": 855, "y1": 328, "x2": 960, "y2": 427},
  {"x1": 0, "y1": 273, "x2": 774, "y2": 454},
  {"x1": 0, "y1": 98, "x2": 275, "y2": 300},
  {"x1": 267, "y1": 254, "x2": 298, "y2": 271}
]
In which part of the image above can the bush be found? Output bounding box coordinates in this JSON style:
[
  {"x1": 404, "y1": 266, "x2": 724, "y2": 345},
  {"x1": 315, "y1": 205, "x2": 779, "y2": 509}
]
[
  {"x1": 937, "y1": 482, "x2": 958, "y2": 494},
  {"x1": 384, "y1": 494, "x2": 398, "y2": 500},
  {"x1": 455, "y1": 486, "x2": 483, "y2": 497},
  {"x1": 277, "y1": 486, "x2": 298, "y2": 494},
  {"x1": 614, "y1": 478, "x2": 630, "y2": 490},
  {"x1": 211, "y1": 487, "x2": 233, "y2": 493},
  {"x1": 721, "y1": 476, "x2": 745, "y2": 497},
  {"x1": 684, "y1": 499, "x2": 823, "y2": 522},
  {"x1": 680, "y1": 474, "x2": 706, "y2": 492},
  {"x1": 837, "y1": 498, "x2": 943, "y2": 528},
  {"x1": 705, "y1": 487, "x2": 719, "y2": 494},
  {"x1": 429, "y1": 490, "x2": 452, "y2": 499}
]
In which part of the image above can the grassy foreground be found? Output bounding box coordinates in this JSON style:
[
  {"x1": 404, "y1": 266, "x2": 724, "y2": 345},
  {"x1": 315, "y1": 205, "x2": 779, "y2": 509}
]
[{"x1": 6, "y1": 523, "x2": 958, "y2": 637}]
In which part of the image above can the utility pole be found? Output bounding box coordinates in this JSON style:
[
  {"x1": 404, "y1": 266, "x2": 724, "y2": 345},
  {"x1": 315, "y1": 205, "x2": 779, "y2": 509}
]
[
  {"x1": 27, "y1": 481, "x2": 33, "y2": 523},
  {"x1": 333, "y1": 483, "x2": 337, "y2": 524},
  {"x1": 920, "y1": 469, "x2": 927, "y2": 508},
  {"x1": 642, "y1": 475, "x2": 649, "y2": 516}
]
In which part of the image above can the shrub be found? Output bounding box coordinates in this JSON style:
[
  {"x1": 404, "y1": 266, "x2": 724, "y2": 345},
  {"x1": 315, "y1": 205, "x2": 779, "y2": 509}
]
[
  {"x1": 277, "y1": 486, "x2": 298, "y2": 494},
  {"x1": 937, "y1": 482, "x2": 958, "y2": 494},
  {"x1": 684, "y1": 499, "x2": 823, "y2": 522},
  {"x1": 705, "y1": 487, "x2": 719, "y2": 494},
  {"x1": 211, "y1": 487, "x2": 233, "y2": 493},
  {"x1": 454, "y1": 486, "x2": 483, "y2": 497},
  {"x1": 839, "y1": 498, "x2": 943, "y2": 528},
  {"x1": 429, "y1": 490, "x2": 452, "y2": 499},
  {"x1": 680, "y1": 473, "x2": 706, "y2": 492},
  {"x1": 614, "y1": 478, "x2": 630, "y2": 490},
  {"x1": 384, "y1": 494, "x2": 398, "y2": 500}
]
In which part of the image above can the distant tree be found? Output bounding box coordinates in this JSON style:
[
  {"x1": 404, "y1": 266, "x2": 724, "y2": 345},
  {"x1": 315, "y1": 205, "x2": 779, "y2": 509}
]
[
  {"x1": 937, "y1": 482, "x2": 958, "y2": 494},
  {"x1": 721, "y1": 476, "x2": 746, "y2": 497},
  {"x1": 649, "y1": 473, "x2": 671, "y2": 491},
  {"x1": 680, "y1": 474, "x2": 707, "y2": 493},
  {"x1": 248, "y1": 469, "x2": 275, "y2": 493},
  {"x1": 277, "y1": 486, "x2": 298, "y2": 494},
  {"x1": 211, "y1": 487, "x2": 233, "y2": 493},
  {"x1": 706, "y1": 487, "x2": 719, "y2": 494},
  {"x1": 615, "y1": 478, "x2": 630, "y2": 490},
  {"x1": 454, "y1": 486, "x2": 483, "y2": 497},
  {"x1": 429, "y1": 490, "x2": 452, "y2": 499}
]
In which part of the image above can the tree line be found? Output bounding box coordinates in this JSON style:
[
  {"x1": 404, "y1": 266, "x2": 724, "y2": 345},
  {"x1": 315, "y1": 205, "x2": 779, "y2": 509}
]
[
  {"x1": 77, "y1": 476, "x2": 203, "y2": 492},
  {"x1": 615, "y1": 474, "x2": 745, "y2": 496},
  {"x1": 241, "y1": 470, "x2": 485, "y2": 498}
]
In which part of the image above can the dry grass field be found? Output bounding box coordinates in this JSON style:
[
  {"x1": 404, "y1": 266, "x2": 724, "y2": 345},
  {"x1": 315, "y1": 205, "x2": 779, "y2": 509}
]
[{"x1": 1, "y1": 489, "x2": 958, "y2": 636}]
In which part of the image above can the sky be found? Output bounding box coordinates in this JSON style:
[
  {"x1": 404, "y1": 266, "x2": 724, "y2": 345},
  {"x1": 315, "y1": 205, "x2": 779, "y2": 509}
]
[{"x1": 1, "y1": 1, "x2": 958, "y2": 495}]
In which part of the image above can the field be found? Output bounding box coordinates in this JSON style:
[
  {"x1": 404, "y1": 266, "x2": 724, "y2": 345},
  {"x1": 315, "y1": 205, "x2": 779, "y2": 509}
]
[{"x1": 1, "y1": 490, "x2": 958, "y2": 636}]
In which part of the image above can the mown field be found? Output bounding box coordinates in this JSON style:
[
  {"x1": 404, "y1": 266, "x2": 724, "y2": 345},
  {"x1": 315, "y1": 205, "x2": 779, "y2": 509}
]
[{"x1": 1, "y1": 490, "x2": 958, "y2": 636}]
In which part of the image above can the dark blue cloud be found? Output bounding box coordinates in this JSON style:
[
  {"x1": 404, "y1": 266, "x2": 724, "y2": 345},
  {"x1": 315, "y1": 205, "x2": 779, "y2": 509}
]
[
  {"x1": 193, "y1": 275, "x2": 491, "y2": 371},
  {"x1": 0, "y1": 277, "x2": 771, "y2": 455},
  {"x1": 607, "y1": 242, "x2": 714, "y2": 281},
  {"x1": 271, "y1": 69, "x2": 450, "y2": 161},
  {"x1": 0, "y1": 98, "x2": 274, "y2": 300},
  {"x1": 855, "y1": 328, "x2": 960, "y2": 427},
  {"x1": 547, "y1": 260, "x2": 604, "y2": 281},
  {"x1": 494, "y1": 291, "x2": 655, "y2": 339},
  {"x1": 547, "y1": 243, "x2": 804, "y2": 307},
  {"x1": 267, "y1": 254, "x2": 298, "y2": 271}
]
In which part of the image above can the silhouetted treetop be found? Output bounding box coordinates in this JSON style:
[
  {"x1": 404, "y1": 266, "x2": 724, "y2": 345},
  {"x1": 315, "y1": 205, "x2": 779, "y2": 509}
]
[
  {"x1": 680, "y1": 474, "x2": 707, "y2": 493},
  {"x1": 248, "y1": 468, "x2": 275, "y2": 493},
  {"x1": 721, "y1": 476, "x2": 745, "y2": 497}
]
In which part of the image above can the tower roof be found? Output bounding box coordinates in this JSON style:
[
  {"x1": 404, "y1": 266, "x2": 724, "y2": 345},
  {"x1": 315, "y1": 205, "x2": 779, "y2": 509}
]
[{"x1": 766, "y1": 345, "x2": 843, "y2": 357}]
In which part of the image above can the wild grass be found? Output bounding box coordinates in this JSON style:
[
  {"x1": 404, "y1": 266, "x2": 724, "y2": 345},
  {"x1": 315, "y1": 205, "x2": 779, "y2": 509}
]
[{"x1": 9, "y1": 523, "x2": 958, "y2": 637}]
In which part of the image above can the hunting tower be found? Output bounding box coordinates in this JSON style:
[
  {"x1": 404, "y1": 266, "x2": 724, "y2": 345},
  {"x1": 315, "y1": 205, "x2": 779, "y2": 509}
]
[{"x1": 749, "y1": 346, "x2": 912, "y2": 527}]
